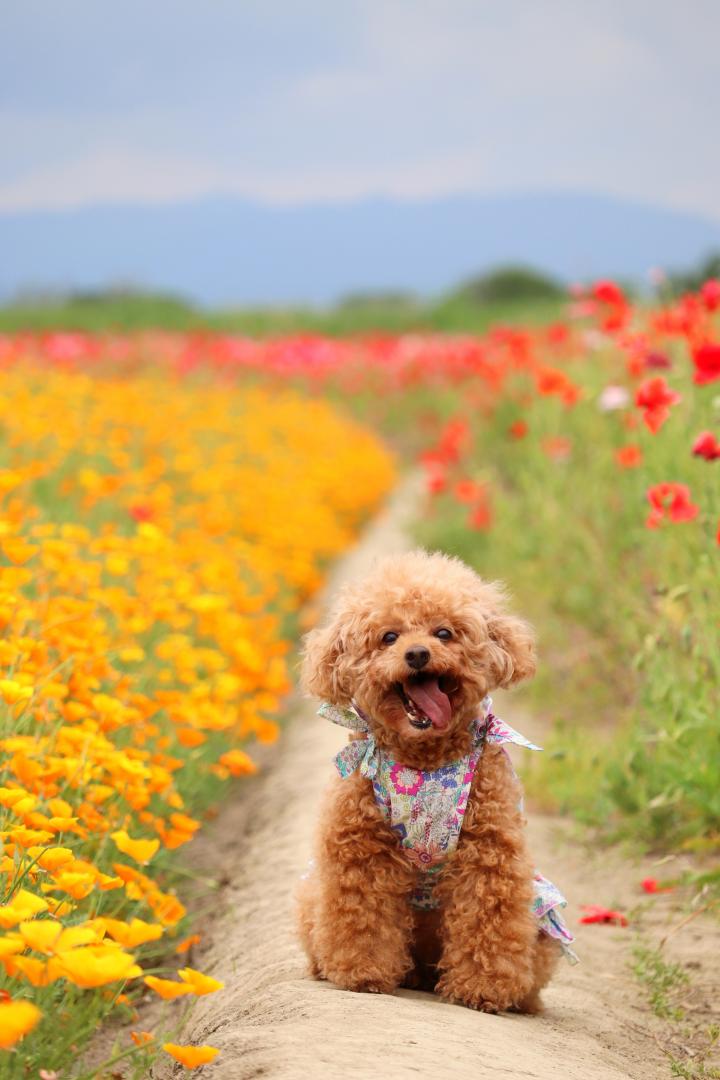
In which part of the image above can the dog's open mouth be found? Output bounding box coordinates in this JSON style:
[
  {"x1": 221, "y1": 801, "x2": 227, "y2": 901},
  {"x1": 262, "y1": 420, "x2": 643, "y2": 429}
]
[{"x1": 395, "y1": 673, "x2": 458, "y2": 731}]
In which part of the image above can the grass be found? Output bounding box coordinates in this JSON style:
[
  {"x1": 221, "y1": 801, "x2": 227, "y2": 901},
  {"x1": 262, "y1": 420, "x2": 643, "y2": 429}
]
[
  {"x1": 0, "y1": 292, "x2": 563, "y2": 336},
  {"x1": 633, "y1": 943, "x2": 689, "y2": 1021},
  {"x1": 632, "y1": 943, "x2": 720, "y2": 1078}
]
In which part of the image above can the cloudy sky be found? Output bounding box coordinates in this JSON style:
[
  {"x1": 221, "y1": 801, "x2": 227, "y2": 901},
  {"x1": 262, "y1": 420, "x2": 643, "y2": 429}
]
[{"x1": 2, "y1": 0, "x2": 719, "y2": 218}]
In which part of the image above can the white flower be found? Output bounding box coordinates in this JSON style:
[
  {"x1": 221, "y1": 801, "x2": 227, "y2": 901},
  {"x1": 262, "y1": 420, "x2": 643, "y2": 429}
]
[{"x1": 597, "y1": 385, "x2": 630, "y2": 411}]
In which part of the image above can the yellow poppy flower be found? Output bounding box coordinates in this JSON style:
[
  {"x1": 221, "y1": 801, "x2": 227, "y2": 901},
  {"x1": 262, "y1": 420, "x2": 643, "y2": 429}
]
[
  {"x1": 177, "y1": 967, "x2": 224, "y2": 995},
  {"x1": 143, "y1": 975, "x2": 193, "y2": 1000},
  {"x1": 99, "y1": 917, "x2": 163, "y2": 948},
  {"x1": 162, "y1": 1044, "x2": 220, "y2": 1068},
  {"x1": 110, "y1": 830, "x2": 160, "y2": 864},
  {"x1": 0, "y1": 999, "x2": 41, "y2": 1048},
  {"x1": 50, "y1": 945, "x2": 141, "y2": 988}
]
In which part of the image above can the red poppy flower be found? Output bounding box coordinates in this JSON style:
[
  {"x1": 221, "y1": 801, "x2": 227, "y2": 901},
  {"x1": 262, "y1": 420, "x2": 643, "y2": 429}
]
[
  {"x1": 591, "y1": 280, "x2": 630, "y2": 332},
  {"x1": 615, "y1": 444, "x2": 642, "y2": 469},
  {"x1": 692, "y1": 342, "x2": 720, "y2": 385},
  {"x1": 129, "y1": 503, "x2": 154, "y2": 522},
  {"x1": 592, "y1": 281, "x2": 625, "y2": 306},
  {"x1": 700, "y1": 279, "x2": 720, "y2": 312},
  {"x1": 425, "y1": 468, "x2": 447, "y2": 495},
  {"x1": 644, "y1": 351, "x2": 672, "y2": 370},
  {"x1": 641, "y1": 877, "x2": 673, "y2": 894},
  {"x1": 579, "y1": 904, "x2": 628, "y2": 927},
  {"x1": 691, "y1": 431, "x2": 720, "y2": 461},
  {"x1": 454, "y1": 479, "x2": 483, "y2": 504},
  {"x1": 468, "y1": 502, "x2": 492, "y2": 530},
  {"x1": 508, "y1": 419, "x2": 528, "y2": 440},
  {"x1": 535, "y1": 366, "x2": 581, "y2": 405},
  {"x1": 645, "y1": 483, "x2": 700, "y2": 529},
  {"x1": 635, "y1": 377, "x2": 681, "y2": 433}
]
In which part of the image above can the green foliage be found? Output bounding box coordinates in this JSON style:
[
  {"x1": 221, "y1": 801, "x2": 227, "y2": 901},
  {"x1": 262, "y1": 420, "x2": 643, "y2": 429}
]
[
  {"x1": 668, "y1": 252, "x2": 720, "y2": 295},
  {"x1": 449, "y1": 264, "x2": 564, "y2": 305},
  {"x1": 632, "y1": 945, "x2": 720, "y2": 1079},
  {"x1": 0, "y1": 274, "x2": 565, "y2": 336},
  {"x1": 633, "y1": 943, "x2": 688, "y2": 1021},
  {"x1": 0, "y1": 289, "x2": 199, "y2": 331}
]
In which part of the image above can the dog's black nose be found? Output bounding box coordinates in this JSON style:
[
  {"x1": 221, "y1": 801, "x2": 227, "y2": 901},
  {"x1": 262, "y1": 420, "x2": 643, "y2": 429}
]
[{"x1": 405, "y1": 646, "x2": 430, "y2": 670}]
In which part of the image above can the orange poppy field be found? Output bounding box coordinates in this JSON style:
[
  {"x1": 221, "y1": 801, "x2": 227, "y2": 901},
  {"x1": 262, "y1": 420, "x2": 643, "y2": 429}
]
[{"x1": 0, "y1": 278, "x2": 718, "y2": 1073}]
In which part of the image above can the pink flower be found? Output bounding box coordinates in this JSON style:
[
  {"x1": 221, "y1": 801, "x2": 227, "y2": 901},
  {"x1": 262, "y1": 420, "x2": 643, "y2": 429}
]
[
  {"x1": 389, "y1": 764, "x2": 424, "y2": 796},
  {"x1": 597, "y1": 385, "x2": 630, "y2": 412}
]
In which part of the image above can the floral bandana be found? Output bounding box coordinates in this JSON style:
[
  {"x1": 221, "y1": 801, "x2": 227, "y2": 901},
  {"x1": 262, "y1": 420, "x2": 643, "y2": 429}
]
[{"x1": 319, "y1": 696, "x2": 577, "y2": 962}]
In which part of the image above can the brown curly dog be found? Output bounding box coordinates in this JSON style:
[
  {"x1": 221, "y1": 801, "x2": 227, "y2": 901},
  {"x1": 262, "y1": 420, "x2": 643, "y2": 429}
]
[{"x1": 296, "y1": 549, "x2": 561, "y2": 1014}]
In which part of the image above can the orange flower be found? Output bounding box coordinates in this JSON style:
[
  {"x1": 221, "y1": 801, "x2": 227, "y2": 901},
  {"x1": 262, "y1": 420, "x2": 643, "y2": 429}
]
[
  {"x1": 508, "y1": 419, "x2": 528, "y2": 439},
  {"x1": 49, "y1": 945, "x2": 141, "y2": 988},
  {"x1": 0, "y1": 889, "x2": 49, "y2": 929},
  {"x1": 177, "y1": 966, "x2": 224, "y2": 995},
  {"x1": 99, "y1": 918, "x2": 164, "y2": 948},
  {"x1": 0, "y1": 999, "x2": 41, "y2": 1048},
  {"x1": 0, "y1": 679, "x2": 33, "y2": 705},
  {"x1": 110, "y1": 830, "x2": 160, "y2": 865},
  {"x1": 6, "y1": 955, "x2": 54, "y2": 987},
  {"x1": 615, "y1": 445, "x2": 642, "y2": 469},
  {"x1": 217, "y1": 749, "x2": 257, "y2": 777},
  {"x1": 175, "y1": 933, "x2": 201, "y2": 954},
  {"x1": 453, "y1": 478, "x2": 483, "y2": 504},
  {"x1": 143, "y1": 975, "x2": 193, "y2": 1000},
  {"x1": 163, "y1": 1043, "x2": 220, "y2": 1068},
  {"x1": 17, "y1": 920, "x2": 97, "y2": 954},
  {"x1": 535, "y1": 366, "x2": 581, "y2": 405}
]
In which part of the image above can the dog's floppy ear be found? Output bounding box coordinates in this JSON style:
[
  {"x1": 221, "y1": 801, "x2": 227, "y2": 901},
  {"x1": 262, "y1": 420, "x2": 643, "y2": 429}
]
[
  {"x1": 486, "y1": 607, "x2": 537, "y2": 687},
  {"x1": 300, "y1": 617, "x2": 353, "y2": 704}
]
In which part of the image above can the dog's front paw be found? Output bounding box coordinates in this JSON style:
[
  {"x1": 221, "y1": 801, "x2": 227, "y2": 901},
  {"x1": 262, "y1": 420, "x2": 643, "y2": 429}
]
[
  {"x1": 436, "y1": 976, "x2": 515, "y2": 1014},
  {"x1": 321, "y1": 965, "x2": 397, "y2": 996},
  {"x1": 467, "y1": 998, "x2": 501, "y2": 1014},
  {"x1": 336, "y1": 977, "x2": 395, "y2": 995},
  {"x1": 440, "y1": 992, "x2": 502, "y2": 1013}
]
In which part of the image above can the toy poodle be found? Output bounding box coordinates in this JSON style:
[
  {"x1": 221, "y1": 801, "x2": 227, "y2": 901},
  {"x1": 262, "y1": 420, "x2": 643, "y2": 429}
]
[{"x1": 296, "y1": 549, "x2": 575, "y2": 1014}]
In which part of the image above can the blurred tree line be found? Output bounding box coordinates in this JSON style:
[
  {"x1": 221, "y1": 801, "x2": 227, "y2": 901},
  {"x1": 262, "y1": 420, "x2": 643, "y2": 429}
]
[{"x1": 1, "y1": 254, "x2": 717, "y2": 335}]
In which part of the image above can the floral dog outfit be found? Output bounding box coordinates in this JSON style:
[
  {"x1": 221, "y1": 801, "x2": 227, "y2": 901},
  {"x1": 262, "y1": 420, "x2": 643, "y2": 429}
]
[{"x1": 320, "y1": 696, "x2": 577, "y2": 962}]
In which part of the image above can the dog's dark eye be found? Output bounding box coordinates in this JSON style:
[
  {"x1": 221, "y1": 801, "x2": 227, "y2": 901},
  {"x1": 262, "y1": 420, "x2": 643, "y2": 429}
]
[
  {"x1": 434, "y1": 628, "x2": 453, "y2": 641},
  {"x1": 381, "y1": 631, "x2": 399, "y2": 645}
]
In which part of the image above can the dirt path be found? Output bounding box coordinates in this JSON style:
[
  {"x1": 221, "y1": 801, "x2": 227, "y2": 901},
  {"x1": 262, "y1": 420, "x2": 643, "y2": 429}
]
[{"x1": 145, "y1": 478, "x2": 717, "y2": 1080}]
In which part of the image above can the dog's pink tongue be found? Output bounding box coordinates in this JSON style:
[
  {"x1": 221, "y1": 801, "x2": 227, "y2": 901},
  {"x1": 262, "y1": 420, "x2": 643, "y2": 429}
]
[{"x1": 404, "y1": 677, "x2": 452, "y2": 730}]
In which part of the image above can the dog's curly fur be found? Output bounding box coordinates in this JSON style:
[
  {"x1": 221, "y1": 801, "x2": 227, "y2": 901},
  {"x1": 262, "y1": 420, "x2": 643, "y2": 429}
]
[{"x1": 297, "y1": 549, "x2": 560, "y2": 1012}]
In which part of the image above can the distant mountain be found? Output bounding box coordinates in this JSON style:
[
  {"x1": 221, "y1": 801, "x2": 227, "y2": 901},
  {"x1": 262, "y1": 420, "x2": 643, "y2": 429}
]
[{"x1": 3, "y1": 192, "x2": 720, "y2": 306}]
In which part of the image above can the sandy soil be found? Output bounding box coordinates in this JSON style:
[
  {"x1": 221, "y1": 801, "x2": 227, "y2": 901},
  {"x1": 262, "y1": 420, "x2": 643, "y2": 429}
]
[{"x1": 119, "y1": 478, "x2": 718, "y2": 1080}]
